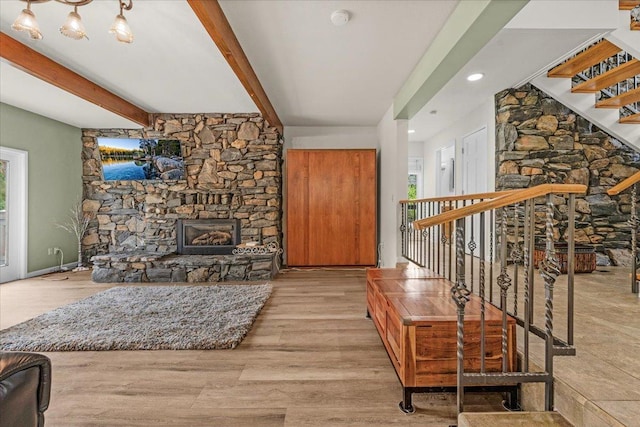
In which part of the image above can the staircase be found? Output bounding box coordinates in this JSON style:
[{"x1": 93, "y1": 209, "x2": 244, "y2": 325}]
[{"x1": 533, "y1": 37, "x2": 640, "y2": 148}]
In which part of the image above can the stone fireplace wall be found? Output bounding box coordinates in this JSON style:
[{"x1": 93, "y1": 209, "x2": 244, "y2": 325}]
[
  {"x1": 81, "y1": 113, "x2": 282, "y2": 262},
  {"x1": 495, "y1": 84, "x2": 640, "y2": 265}
]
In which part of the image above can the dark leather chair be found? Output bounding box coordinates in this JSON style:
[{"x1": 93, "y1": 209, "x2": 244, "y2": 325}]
[{"x1": 0, "y1": 352, "x2": 51, "y2": 427}]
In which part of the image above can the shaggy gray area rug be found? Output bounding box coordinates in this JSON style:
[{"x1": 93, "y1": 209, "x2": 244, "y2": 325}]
[{"x1": 0, "y1": 284, "x2": 272, "y2": 351}]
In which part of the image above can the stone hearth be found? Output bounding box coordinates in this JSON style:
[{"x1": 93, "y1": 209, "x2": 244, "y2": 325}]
[{"x1": 91, "y1": 251, "x2": 277, "y2": 283}]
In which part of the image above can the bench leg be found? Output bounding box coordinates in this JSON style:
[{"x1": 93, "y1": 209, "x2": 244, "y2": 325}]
[
  {"x1": 502, "y1": 386, "x2": 520, "y2": 411},
  {"x1": 398, "y1": 387, "x2": 415, "y2": 414}
]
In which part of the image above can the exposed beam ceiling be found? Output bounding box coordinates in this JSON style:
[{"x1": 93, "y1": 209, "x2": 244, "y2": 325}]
[
  {"x1": 188, "y1": 0, "x2": 283, "y2": 133},
  {"x1": 0, "y1": 32, "x2": 151, "y2": 128}
]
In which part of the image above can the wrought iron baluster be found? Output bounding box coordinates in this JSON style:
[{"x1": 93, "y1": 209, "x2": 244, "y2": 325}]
[
  {"x1": 490, "y1": 209, "x2": 494, "y2": 304},
  {"x1": 427, "y1": 202, "x2": 432, "y2": 270},
  {"x1": 400, "y1": 203, "x2": 407, "y2": 259},
  {"x1": 511, "y1": 203, "x2": 522, "y2": 316},
  {"x1": 423, "y1": 202, "x2": 428, "y2": 268},
  {"x1": 449, "y1": 200, "x2": 457, "y2": 281},
  {"x1": 523, "y1": 199, "x2": 535, "y2": 372},
  {"x1": 417, "y1": 201, "x2": 423, "y2": 267},
  {"x1": 479, "y1": 210, "x2": 486, "y2": 373},
  {"x1": 497, "y1": 207, "x2": 513, "y2": 372},
  {"x1": 567, "y1": 194, "x2": 576, "y2": 346},
  {"x1": 438, "y1": 202, "x2": 444, "y2": 276},
  {"x1": 452, "y1": 218, "x2": 470, "y2": 416},
  {"x1": 631, "y1": 184, "x2": 639, "y2": 294},
  {"x1": 540, "y1": 195, "x2": 560, "y2": 411},
  {"x1": 469, "y1": 201, "x2": 477, "y2": 293},
  {"x1": 421, "y1": 227, "x2": 428, "y2": 268},
  {"x1": 411, "y1": 201, "x2": 416, "y2": 264}
]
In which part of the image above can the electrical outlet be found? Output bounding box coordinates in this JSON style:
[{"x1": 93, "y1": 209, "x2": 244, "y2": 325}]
[
  {"x1": 47, "y1": 248, "x2": 53, "y2": 255},
  {"x1": 53, "y1": 247, "x2": 61, "y2": 254}
]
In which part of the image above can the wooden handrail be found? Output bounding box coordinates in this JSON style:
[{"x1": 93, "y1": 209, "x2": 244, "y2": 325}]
[
  {"x1": 412, "y1": 184, "x2": 587, "y2": 230},
  {"x1": 607, "y1": 171, "x2": 640, "y2": 195},
  {"x1": 399, "y1": 190, "x2": 517, "y2": 205}
]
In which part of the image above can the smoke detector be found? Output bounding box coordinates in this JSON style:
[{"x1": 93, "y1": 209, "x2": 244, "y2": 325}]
[{"x1": 331, "y1": 10, "x2": 350, "y2": 26}]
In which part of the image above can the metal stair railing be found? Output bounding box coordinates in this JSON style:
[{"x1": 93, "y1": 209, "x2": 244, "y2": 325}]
[
  {"x1": 608, "y1": 171, "x2": 640, "y2": 294},
  {"x1": 403, "y1": 184, "x2": 587, "y2": 416}
]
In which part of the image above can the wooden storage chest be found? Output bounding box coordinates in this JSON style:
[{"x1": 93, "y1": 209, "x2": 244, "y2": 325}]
[{"x1": 366, "y1": 268, "x2": 517, "y2": 407}]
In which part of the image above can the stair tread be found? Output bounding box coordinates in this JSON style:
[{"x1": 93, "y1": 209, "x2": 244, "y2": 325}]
[
  {"x1": 596, "y1": 87, "x2": 640, "y2": 108},
  {"x1": 572, "y1": 59, "x2": 640, "y2": 93},
  {"x1": 548, "y1": 40, "x2": 621, "y2": 78},
  {"x1": 458, "y1": 411, "x2": 573, "y2": 427},
  {"x1": 619, "y1": 0, "x2": 639, "y2": 10},
  {"x1": 620, "y1": 112, "x2": 640, "y2": 123}
]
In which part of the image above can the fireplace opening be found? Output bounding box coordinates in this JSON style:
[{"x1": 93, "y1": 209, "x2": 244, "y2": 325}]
[{"x1": 177, "y1": 219, "x2": 241, "y2": 255}]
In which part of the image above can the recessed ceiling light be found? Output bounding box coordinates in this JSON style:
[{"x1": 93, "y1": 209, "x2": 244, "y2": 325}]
[
  {"x1": 467, "y1": 73, "x2": 484, "y2": 82},
  {"x1": 330, "y1": 10, "x2": 350, "y2": 26},
  {"x1": 429, "y1": 110, "x2": 437, "y2": 115},
  {"x1": 408, "y1": 129, "x2": 415, "y2": 134}
]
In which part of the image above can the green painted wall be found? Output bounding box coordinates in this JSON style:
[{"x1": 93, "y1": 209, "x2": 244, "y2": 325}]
[{"x1": 0, "y1": 103, "x2": 82, "y2": 273}]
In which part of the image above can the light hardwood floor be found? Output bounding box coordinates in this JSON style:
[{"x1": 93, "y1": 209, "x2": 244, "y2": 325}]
[{"x1": 0, "y1": 269, "x2": 505, "y2": 426}]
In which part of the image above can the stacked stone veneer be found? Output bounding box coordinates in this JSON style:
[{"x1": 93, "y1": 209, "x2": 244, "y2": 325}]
[
  {"x1": 496, "y1": 84, "x2": 640, "y2": 265},
  {"x1": 91, "y1": 251, "x2": 276, "y2": 282},
  {"x1": 81, "y1": 113, "x2": 282, "y2": 276}
]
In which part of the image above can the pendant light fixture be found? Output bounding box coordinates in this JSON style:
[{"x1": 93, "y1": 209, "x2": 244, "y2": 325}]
[
  {"x1": 109, "y1": 0, "x2": 133, "y2": 43},
  {"x1": 59, "y1": 6, "x2": 87, "y2": 40},
  {"x1": 11, "y1": 0, "x2": 134, "y2": 44},
  {"x1": 11, "y1": 1, "x2": 43, "y2": 40}
]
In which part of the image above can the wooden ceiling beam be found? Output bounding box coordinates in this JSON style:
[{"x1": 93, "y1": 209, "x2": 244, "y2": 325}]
[
  {"x1": 0, "y1": 32, "x2": 150, "y2": 127},
  {"x1": 187, "y1": 0, "x2": 283, "y2": 134}
]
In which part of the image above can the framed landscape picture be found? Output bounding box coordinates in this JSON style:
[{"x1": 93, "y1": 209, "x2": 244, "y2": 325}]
[{"x1": 97, "y1": 138, "x2": 184, "y2": 181}]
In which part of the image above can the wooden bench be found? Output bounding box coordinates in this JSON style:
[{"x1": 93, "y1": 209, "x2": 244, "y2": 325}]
[{"x1": 366, "y1": 268, "x2": 517, "y2": 412}]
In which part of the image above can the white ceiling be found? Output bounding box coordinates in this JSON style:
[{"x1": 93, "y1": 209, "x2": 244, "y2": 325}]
[
  {"x1": 0, "y1": 0, "x2": 625, "y2": 137},
  {"x1": 219, "y1": 0, "x2": 458, "y2": 126},
  {"x1": 0, "y1": 0, "x2": 458, "y2": 129}
]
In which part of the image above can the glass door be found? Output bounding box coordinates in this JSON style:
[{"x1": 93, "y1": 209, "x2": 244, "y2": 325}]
[
  {"x1": 0, "y1": 160, "x2": 6, "y2": 267},
  {"x1": 0, "y1": 147, "x2": 27, "y2": 283}
]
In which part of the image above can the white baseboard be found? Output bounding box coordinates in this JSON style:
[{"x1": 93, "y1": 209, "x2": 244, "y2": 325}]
[{"x1": 26, "y1": 262, "x2": 80, "y2": 278}]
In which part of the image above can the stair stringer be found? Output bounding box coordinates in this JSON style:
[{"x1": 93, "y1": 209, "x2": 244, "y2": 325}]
[{"x1": 532, "y1": 74, "x2": 640, "y2": 149}]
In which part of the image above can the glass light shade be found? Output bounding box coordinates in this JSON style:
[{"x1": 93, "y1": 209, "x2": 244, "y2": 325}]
[
  {"x1": 109, "y1": 14, "x2": 133, "y2": 43},
  {"x1": 11, "y1": 8, "x2": 43, "y2": 40},
  {"x1": 60, "y1": 10, "x2": 88, "y2": 40}
]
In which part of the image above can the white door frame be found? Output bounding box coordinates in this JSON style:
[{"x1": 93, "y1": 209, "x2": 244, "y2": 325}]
[{"x1": 0, "y1": 147, "x2": 28, "y2": 283}]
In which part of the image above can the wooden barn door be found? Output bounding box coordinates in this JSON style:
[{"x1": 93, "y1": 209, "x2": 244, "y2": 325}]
[{"x1": 286, "y1": 149, "x2": 376, "y2": 266}]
